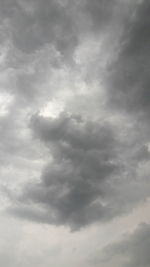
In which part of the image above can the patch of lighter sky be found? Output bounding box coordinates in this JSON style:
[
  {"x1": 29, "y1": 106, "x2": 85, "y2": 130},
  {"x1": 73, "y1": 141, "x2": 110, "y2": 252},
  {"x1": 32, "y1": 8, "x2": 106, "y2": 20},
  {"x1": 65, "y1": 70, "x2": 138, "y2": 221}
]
[
  {"x1": 0, "y1": 44, "x2": 8, "y2": 66},
  {"x1": 39, "y1": 36, "x2": 108, "y2": 121},
  {"x1": 39, "y1": 98, "x2": 64, "y2": 118},
  {"x1": 0, "y1": 199, "x2": 149, "y2": 267},
  {"x1": 0, "y1": 92, "x2": 14, "y2": 117}
]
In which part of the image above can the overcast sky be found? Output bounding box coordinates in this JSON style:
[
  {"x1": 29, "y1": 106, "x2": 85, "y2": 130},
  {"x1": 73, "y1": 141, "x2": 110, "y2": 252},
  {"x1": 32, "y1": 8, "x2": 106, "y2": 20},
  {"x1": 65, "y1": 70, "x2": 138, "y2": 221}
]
[{"x1": 0, "y1": 0, "x2": 150, "y2": 266}]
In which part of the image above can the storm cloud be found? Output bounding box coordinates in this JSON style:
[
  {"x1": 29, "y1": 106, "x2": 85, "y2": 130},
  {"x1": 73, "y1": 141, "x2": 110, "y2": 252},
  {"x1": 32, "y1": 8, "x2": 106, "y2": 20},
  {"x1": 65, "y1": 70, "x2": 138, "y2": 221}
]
[
  {"x1": 106, "y1": 0, "x2": 150, "y2": 118},
  {"x1": 1, "y1": 0, "x2": 148, "y2": 231},
  {"x1": 10, "y1": 111, "x2": 150, "y2": 230},
  {"x1": 11, "y1": 112, "x2": 119, "y2": 229},
  {"x1": 0, "y1": 0, "x2": 150, "y2": 266}
]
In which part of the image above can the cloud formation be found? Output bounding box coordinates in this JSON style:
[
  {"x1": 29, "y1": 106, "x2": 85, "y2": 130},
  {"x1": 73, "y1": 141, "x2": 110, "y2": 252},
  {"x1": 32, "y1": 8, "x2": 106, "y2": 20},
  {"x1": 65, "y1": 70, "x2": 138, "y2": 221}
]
[
  {"x1": 0, "y1": 0, "x2": 150, "y2": 266},
  {"x1": 96, "y1": 223, "x2": 150, "y2": 267},
  {"x1": 10, "y1": 111, "x2": 150, "y2": 230},
  {"x1": 11, "y1": 112, "x2": 119, "y2": 229},
  {"x1": 106, "y1": 0, "x2": 150, "y2": 118},
  {"x1": 0, "y1": 0, "x2": 149, "y2": 236},
  {"x1": 0, "y1": 0, "x2": 78, "y2": 56}
]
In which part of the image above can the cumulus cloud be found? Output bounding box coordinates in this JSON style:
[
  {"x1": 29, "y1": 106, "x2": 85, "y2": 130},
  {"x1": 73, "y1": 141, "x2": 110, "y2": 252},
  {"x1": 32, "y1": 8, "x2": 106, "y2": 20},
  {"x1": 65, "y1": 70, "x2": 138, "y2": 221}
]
[
  {"x1": 0, "y1": 0, "x2": 149, "y2": 238},
  {"x1": 10, "y1": 112, "x2": 119, "y2": 229},
  {"x1": 9, "y1": 111, "x2": 150, "y2": 230},
  {"x1": 0, "y1": 0, "x2": 150, "y2": 266}
]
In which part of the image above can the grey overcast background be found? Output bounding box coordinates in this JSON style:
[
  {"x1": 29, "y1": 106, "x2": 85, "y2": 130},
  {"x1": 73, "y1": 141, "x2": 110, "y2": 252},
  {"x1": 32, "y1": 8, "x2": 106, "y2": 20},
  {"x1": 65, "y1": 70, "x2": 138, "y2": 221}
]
[{"x1": 0, "y1": 0, "x2": 150, "y2": 266}]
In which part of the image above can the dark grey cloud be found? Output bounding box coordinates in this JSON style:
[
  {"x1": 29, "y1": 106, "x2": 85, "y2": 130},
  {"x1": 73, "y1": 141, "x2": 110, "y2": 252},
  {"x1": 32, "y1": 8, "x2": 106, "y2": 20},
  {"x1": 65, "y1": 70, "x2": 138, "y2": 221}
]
[
  {"x1": 9, "y1": 111, "x2": 150, "y2": 230},
  {"x1": 106, "y1": 0, "x2": 150, "y2": 119},
  {"x1": 0, "y1": 0, "x2": 149, "y2": 237},
  {"x1": 10, "y1": 112, "x2": 120, "y2": 229},
  {"x1": 0, "y1": 0, "x2": 127, "y2": 59},
  {"x1": 134, "y1": 144, "x2": 150, "y2": 163},
  {"x1": 84, "y1": 0, "x2": 116, "y2": 31},
  {"x1": 0, "y1": 0, "x2": 78, "y2": 56},
  {"x1": 0, "y1": 0, "x2": 132, "y2": 106},
  {"x1": 96, "y1": 223, "x2": 150, "y2": 267},
  {"x1": 0, "y1": 1, "x2": 78, "y2": 105}
]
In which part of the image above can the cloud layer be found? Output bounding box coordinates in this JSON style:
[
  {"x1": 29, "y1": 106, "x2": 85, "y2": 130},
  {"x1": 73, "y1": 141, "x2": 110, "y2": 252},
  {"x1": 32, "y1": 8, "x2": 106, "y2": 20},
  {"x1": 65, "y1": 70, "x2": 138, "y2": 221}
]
[
  {"x1": 0, "y1": 1, "x2": 150, "y2": 267},
  {"x1": 0, "y1": 0, "x2": 149, "y2": 236},
  {"x1": 11, "y1": 110, "x2": 150, "y2": 230},
  {"x1": 97, "y1": 223, "x2": 150, "y2": 267},
  {"x1": 0, "y1": 0, "x2": 148, "y2": 232},
  {"x1": 106, "y1": 0, "x2": 150, "y2": 118}
]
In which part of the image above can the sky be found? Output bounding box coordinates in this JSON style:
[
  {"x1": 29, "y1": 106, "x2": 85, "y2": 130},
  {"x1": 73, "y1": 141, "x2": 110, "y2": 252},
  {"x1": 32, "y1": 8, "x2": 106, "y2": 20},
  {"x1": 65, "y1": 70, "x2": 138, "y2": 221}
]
[{"x1": 0, "y1": 0, "x2": 150, "y2": 266}]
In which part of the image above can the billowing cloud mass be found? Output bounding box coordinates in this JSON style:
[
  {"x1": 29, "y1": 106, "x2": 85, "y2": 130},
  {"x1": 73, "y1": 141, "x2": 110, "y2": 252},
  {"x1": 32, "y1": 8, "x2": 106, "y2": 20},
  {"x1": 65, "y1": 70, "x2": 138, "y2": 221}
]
[
  {"x1": 11, "y1": 112, "x2": 120, "y2": 229},
  {"x1": 0, "y1": 0, "x2": 150, "y2": 266},
  {"x1": 10, "y1": 111, "x2": 150, "y2": 230}
]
